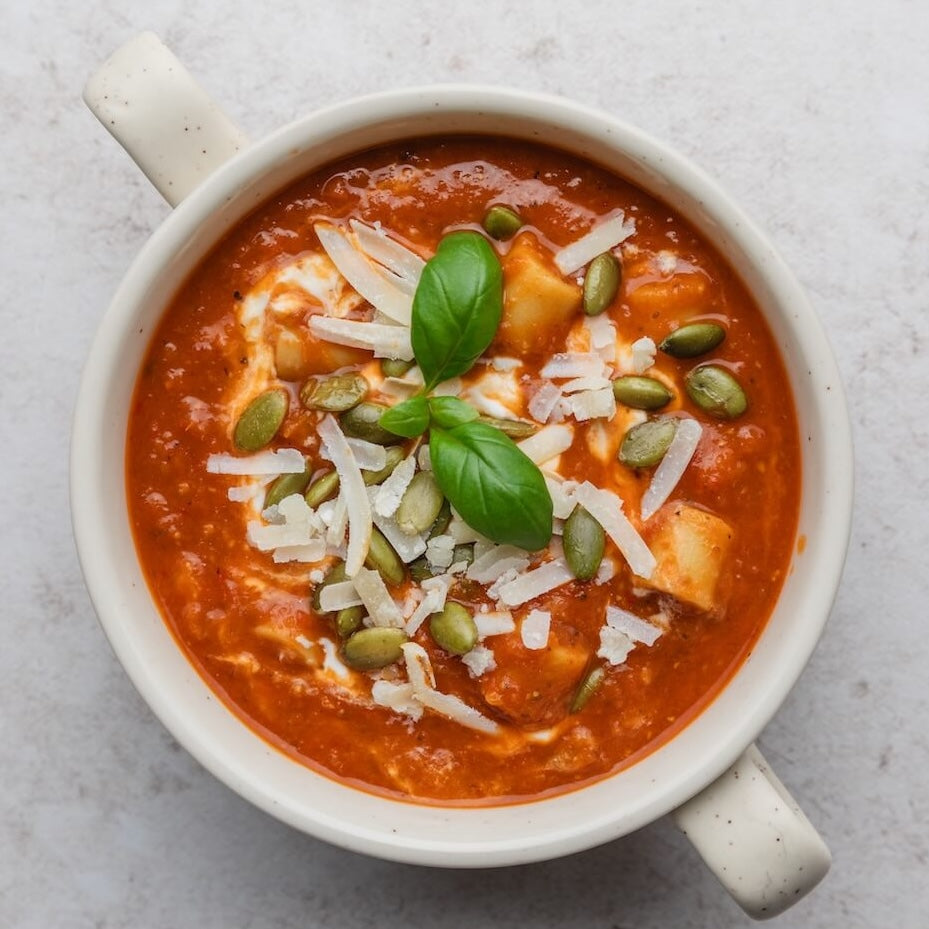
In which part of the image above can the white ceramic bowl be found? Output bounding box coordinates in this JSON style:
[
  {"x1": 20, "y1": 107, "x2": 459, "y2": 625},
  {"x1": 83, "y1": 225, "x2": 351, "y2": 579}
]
[{"x1": 74, "y1": 33, "x2": 852, "y2": 919}]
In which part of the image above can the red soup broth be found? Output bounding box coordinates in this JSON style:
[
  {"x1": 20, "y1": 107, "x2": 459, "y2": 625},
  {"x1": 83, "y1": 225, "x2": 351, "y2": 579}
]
[{"x1": 127, "y1": 136, "x2": 800, "y2": 804}]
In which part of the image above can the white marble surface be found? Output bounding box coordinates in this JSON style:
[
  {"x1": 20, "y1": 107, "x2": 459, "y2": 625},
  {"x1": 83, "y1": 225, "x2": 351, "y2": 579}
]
[{"x1": 2, "y1": 2, "x2": 927, "y2": 926}]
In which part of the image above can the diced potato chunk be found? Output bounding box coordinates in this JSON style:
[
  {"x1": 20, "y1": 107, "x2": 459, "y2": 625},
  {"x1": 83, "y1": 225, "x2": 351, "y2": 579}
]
[
  {"x1": 625, "y1": 272, "x2": 708, "y2": 315},
  {"x1": 641, "y1": 504, "x2": 732, "y2": 611},
  {"x1": 479, "y1": 626, "x2": 589, "y2": 727},
  {"x1": 496, "y1": 235, "x2": 581, "y2": 355}
]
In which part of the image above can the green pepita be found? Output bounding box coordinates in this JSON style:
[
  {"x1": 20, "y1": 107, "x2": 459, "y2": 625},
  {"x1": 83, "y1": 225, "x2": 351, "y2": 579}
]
[
  {"x1": 427, "y1": 498, "x2": 453, "y2": 540},
  {"x1": 562, "y1": 505, "x2": 606, "y2": 581},
  {"x1": 685, "y1": 365, "x2": 748, "y2": 419},
  {"x1": 362, "y1": 446, "x2": 406, "y2": 486},
  {"x1": 429, "y1": 602, "x2": 479, "y2": 656},
  {"x1": 342, "y1": 627, "x2": 408, "y2": 670},
  {"x1": 612, "y1": 376, "x2": 673, "y2": 411},
  {"x1": 408, "y1": 556, "x2": 435, "y2": 583},
  {"x1": 583, "y1": 252, "x2": 622, "y2": 316},
  {"x1": 381, "y1": 358, "x2": 414, "y2": 378},
  {"x1": 311, "y1": 562, "x2": 347, "y2": 613},
  {"x1": 340, "y1": 402, "x2": 399, "y2": 445},
  {"x1": 300, "y1": 371, "x2": 368, "y2": 412},
  {"x1": 264, "y1": 459, "x2": 311, "y2": 509},
  {"x1": 335, "y1": 605, "x2": 364, "y2": 639},
  {"x1": 233, "y1": 388, "x2": 289, "y2": 451},
  {"x1": 478, "y1": 415, "x2": 539, "y2": 440},
  {"x1": 482, "y1": 205, "x2": 523, "y2": 241},
  {"x1": 396, "y1": 471, "x2": 445, "y2": 536},
  {"x1": 364, "y1": 527, "x2": 405, "y2": 586},
  {"x1": 619, "y1": 418, "x2": 678, "y2": 469},
  {"x1": 659, "y1": 322, "x2": 726, "y2": 358},
  {"x1": 451, "y1": 543, "x2": 474, "y2": 567},
  {"x1": 305, "y1": 470, "x2": 340, "y2": 508},
  {"x1": 570, "y1": 666, "x2": 606, "y2": 713}
]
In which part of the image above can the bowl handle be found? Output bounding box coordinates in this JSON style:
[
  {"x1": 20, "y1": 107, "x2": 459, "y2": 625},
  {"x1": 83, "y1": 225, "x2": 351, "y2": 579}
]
[
  {"x1": 672, "y1": 743, "x2": 831, "y2": 919},
  {"x1": 83, "y1": 32, "x2": 249, "y2": 207}
]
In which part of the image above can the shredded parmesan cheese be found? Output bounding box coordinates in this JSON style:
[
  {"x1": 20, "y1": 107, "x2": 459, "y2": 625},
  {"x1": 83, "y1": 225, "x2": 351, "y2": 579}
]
[
  {"x1": 631, "y1": 336, "x2": 657, "y2": 374},
  {"x1": 597, "y1": 626, "x2": 636, "y2": 665},
  {"x1": 374, "y1": 455, "x2": 417, "y2": 518},
  {"x1": 521, "y1": 610, "x2": 551, "y2": 650},
  {"x1": 566, "y1": 387, "x2": 616, "y2": 422},
  {"x1": 207, "y1": 448, "x2": 305, "y2": 476},
  {"x1": 517, "y1": 424, "x2": 574, "y2": 465},
  {"x1": 540, "y1": 352, "x2": 609, "y2": 380},
  {"x1": 401, "y1": 643, "x2": 499, "y2": 733},
  {"x1": 474, "y1": 611, "x2": 516, "y2": 638},
  {"x1": 351, "y1": 567, "x2": 404, "y2": 628},
  {"x1": 371, "y1": 680, "x2": 423, "y2": 720},
  {"x1": 605, "y1": 606, "x2": 663, "y2": 646},
  {"x1": 315, "y1": 222, "x2": 413, "y2": 325},
  {"x1": 496, "y1": 559, "x2": 574, "y2": 607},
  {"x1": 462, "y1": 644, "x2": 496, "y2": 677},
  {"x1": 529, "y1": 382, "x2": 563, "y2": 423},
  {"x1": 640, "y1": 417, "x2": 703, "y2": 521},
  {"x1": 348, "y1": 220, "x2": 426, "y2": 292},
  {"x1": 308, "y1": 315, "x2": 414, "y2": 361},
  {"x1": 317, "y1": 416, "x2": 372, "y2": 576},
  {"x1": 553, "y1": 212, "x2": 636, "y2": 275},
  {"x1": 318, "y1": 580, "x2": 363, "y2": 612}
]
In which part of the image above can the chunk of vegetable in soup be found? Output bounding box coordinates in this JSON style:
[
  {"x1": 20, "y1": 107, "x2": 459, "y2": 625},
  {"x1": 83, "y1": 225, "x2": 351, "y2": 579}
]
[{"x1": 127, "y1": 137, "x2": 800, "y2": 804}]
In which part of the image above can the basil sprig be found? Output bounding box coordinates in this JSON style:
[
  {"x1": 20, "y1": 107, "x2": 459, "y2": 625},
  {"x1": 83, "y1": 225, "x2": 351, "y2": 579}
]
[
  {"x1": 378, "y1": 231, "x2": 553, "y2": 551},
  {"x1": 412, "y1": 232, "x2": 503, "y2": 391}
]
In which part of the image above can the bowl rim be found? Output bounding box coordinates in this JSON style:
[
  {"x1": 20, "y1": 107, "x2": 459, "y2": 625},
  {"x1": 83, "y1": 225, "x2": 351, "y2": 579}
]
[{"x1": 71, "y1": 83, "x2": 853, "y2": 866}]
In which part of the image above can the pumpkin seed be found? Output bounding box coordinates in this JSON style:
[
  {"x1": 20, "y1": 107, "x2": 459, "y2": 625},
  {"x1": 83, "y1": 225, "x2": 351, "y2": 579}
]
[
  {"x1": 365, "y1": 527, "x2": 405, "y2": 586},
  {"x1": 381, "y1": 358, "x2": 414, "y2": 378},
  {"x1": 482, "y1": 205, "x2": 523, "y2": 241},
  {"x1": 478, "y1": 415, "x2": 539, "y2": 440},
  {"x1": 685, "y1": 365, "x2": 748, "y2": 419},
  {"x1": 429, "y1": 602, "x2": 479, "y2": 656},
  {"x1": 335, "y1": 605, "x2": 364, "y2": 639},
  {"x1": 340, "y1": 402, "x2": 399, "y2": 445},
  {"x1": 659, "y1": 322, "x2": 726, "y2": 358},
  {"x1": 570, "y1": 666, "x2": 605, "y2": 713},
  {"x1": 452, "y1": 543, "x2": 474, "y2": 567},
  {"x1": 264, "y1": 459, "x2": 311, "y2": 509},
  {"x1": 342, "y1": 627, "x2": 408, "y2": 670},
  {"x1": 563, "y1": 505, "x2": 606, "y2": 581},
  {"x1": 427, "y1": 498, "x2": 453, "y2": 540},
  {"x1": 300, "y1": 371, "x2": 368, "y2": 412},
  {"x1": 233, "y1": 388, "x2": 289, "y2": 451},
  {"x1": 583, "y1": 252, "x2": 622, "y2": 316},
  {"x1": 311, "y1": 561, "x2": 347, "y2": 613},
  {"x1": 612, "y1": 376, "x2": 673, "y2": 411},
  {"x1": 396, "y1": 471, "x2": 444, "y2": 536},
  {"x1": 408, "y1": 556, "x2": 435, "y2": 583},
  {"x1": 305, "y1": 470, "x2": 340, "y2": 508},
  {"x1": 619, "y1": 418, "x2": 678, "y2": 468},
  {"x1": 363, "y1": 446, "x2": 406, "y2": 486}
]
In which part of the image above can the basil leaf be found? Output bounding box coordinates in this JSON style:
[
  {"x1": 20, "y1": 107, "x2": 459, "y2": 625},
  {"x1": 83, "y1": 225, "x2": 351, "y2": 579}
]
[
  {"x1": 412, "y1": 231, "x2": 503, "y2": 390},
  {"x1": 379, "y1": 395, "x2": 429, "y2": 438},
  {"x1": 428, "y1": 396, "x2": 479, "y2": 430},
  {"x1": 430, "y1": 421, "x2": 553, "y2": 551}
]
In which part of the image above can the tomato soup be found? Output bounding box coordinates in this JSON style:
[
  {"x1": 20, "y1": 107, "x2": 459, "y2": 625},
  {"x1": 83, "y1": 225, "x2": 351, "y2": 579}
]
[{"x1": 127, "y1": 137, "x2": 800, "y2": 804}]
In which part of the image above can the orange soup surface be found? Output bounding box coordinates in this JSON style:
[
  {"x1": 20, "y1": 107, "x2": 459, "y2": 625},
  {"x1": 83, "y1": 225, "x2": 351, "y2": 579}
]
[{"x1": 127, "y1": 137, "x2": 800, "y2": 804}]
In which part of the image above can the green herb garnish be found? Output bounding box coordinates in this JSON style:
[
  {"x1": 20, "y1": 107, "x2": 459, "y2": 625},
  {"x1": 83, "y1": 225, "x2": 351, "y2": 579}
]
[{"x1": 379, "y1": 231, "x2": 553, "y2": 550}]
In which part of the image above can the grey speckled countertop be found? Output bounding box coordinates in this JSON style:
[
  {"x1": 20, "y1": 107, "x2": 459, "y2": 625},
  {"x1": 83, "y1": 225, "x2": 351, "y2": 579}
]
[{"x1": 2, "y1": 2, "x2": 928, "y2": 927}]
